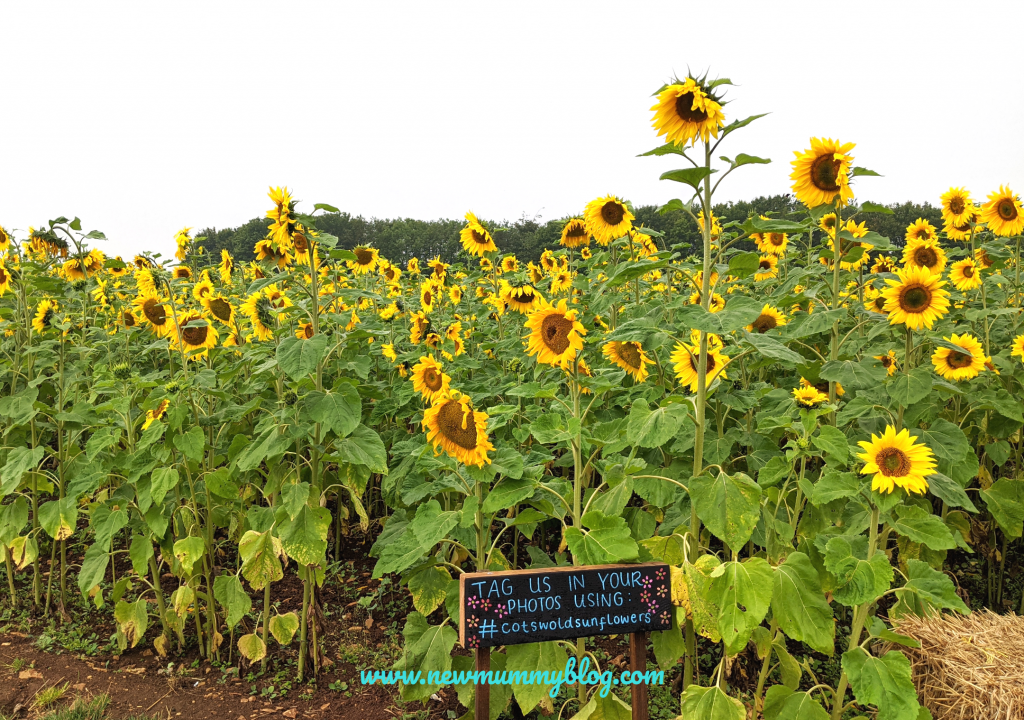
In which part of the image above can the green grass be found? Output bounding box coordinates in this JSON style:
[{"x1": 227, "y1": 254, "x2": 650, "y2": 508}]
[
  {"x1": 33, "y1": 682, "x2": 70, "y2": 710},
  {"x1": 38, "y1": 695, "x2": 109, "y2": 720}
]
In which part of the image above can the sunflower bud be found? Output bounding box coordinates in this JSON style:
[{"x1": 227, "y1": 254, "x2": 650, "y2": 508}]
[
  {"x1": 112, "y1": 361, "x2": 132, "y2": 380},
  {"x1": 72, "y1": 279, "x2": 88, "y2": 292},
  {"x1": 163, "y1": 379, "x2": 183, "y2": 394}
]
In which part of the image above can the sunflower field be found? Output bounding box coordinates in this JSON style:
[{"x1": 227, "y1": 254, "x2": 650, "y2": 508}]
[{"x1": 3, "y1": 74, "x2": 1024, "y2": 720}]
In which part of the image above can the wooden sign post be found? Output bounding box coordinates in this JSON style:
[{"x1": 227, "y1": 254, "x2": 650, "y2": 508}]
[{"x1": 460, "y1": 562, "x2": 671, "y2": 719}]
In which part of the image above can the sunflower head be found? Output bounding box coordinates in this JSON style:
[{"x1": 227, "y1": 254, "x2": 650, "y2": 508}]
[
  {"x1": 904, "y1": 218, "x2": 937, "y2": 243},
  {"x1": 460, "y1": 212, "x2": 498, "y2": 257},
  {"x1": 649, "y1": 77, "x2": 726, "y2": 147},
  {"x1": 747, "y1": 305, "x2": 787, "y2": 334},
  {"x1": 792, "y1": 386, "x2": 828, "y2": 408},
  {"x1": 881, "y1": 266, "x2": 950, "y2": 330},
  {"x1": 670, "y1": 342, "x2": 728, "y2": 393},
  {"x1": 754, "y1": 255, "x2": 778, "y2": 281},
  {"x1": 940, "y1": 187, "x2": 973, "y2": 225},
  {"x1": 560, "y1": 217, "x2": 591, "y2": 249},
  {"x1": 584, "y1": 195, "x2": 634, "y2": 246},
  {"x1": 980, "y1": 185, "x2": 1024, "y2": 237},
  {"x1": 348, "y1": 246, "x2": 380, "y2": 275},
  {"x1": 858, "y1": 425, "x2": 936, "y2": 495},
  {"x1": 931, "y1": 333, "x2": 986, "y2": 382},
  {"x1": 901, "y1": 238, "x2": 946, "y2": 274},
  {"x1": 524, "y1": 299, "x2": 586, "y2": 369},
  {"x1": 602, "y1": 341, "x2": 652, "y2": 382},
  {"x1": 175, "y1": 312, "x2": 219, "y2": 359},
  {"x1": 949, "y1": 258, "x2": 982, "y2": 292},
  {"x1": 790, "y1": 137, "x2": 856, "y2": 208},
  {"x1": 411, "y1": 356, "x2": 451, "y2": 402},
  {"x1": 134, "y1": 293, "x2": 172, "y2": 336},
  {"x1": 422, "y1": 390, "x2": 494, "y2": 467},
  {"x1": 32, "y1": 299, "x2": 58, "y2": 334}
]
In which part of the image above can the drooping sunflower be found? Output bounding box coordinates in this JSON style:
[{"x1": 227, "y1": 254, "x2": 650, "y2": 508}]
[
  {"x1": 409, "y1": 311, "x2": 430, "y2": 345},
  {"x1": 931, "y1": 333, "x2": 986, "y2": 382},
  {"x1": 501, "y1": 282, "x2": 543, "y2": 314},
  {"x1": 940, "y1": 187, "x2": 973, "y2": 225},
  {"x1": 422, "y1": 390, "x2": 494, "y2": 467},
  {"x1": 133, "y1": 293, "x2": 173, "y2": 337},
  {"x1": 871, "y1": 256, "x2": 898, "y2": 274},
  {"x1": 142, "y1": 399, "x2": 170, "y2": 431},
  {"x1": 881, "y1": 266, "x2": 950, "y2": 330},
  {"x1": 689, "y1": 291, "x2": 726, "y2": 313},
  {"x1": 949, "y1": 258, "x2": 982, "y2": 291},
  {"x1": 459, "y1": 212, "x2": 497, "y2": 257},
  {"x1": 549, "y1": 270, "x2": 573, "y2": 294},
  {"x1": 203, "y1": 294, "x2": 235, "y2": 326},
  {"x1": 857, "y1": 425, "x2": 936, "y2": 495},
  {"x1": 173, "y1": 265, "x2": 192, "y2": 281},
  {"x1": 902, "y1": 238, "x2": 946, "y2": 274},
  {"x1": 174, "y1": 227, "x2": 192, "y2": 262},
  {"x1": 382, "y1": 343, "x2": 398, "y2": 363},
  {"x1": 801, "y1": 376, "x2": 844, "y2": 398},
  {"x1": 0, "y1": 225, "x2": 10, "y2": 253},
  {"x1": 670, "y1": 342, "x2": 728, "y2": 393},
  {"x1": 348, "y1": 246, "x2": 380, "y2": 275},
  {"x1": 173, "y1": 312, "x2": 219, "y2": 360},
  {"x1": 790, "y1": 137, "x2": 856, "y2": 208},
  {"x1": 61, "y1": 257, "x2": 87, "y2": 281},
  {"x1": 944, "y1": 214, "x2": 977, "y2": 241},
  {"x1": 649, "y1": 77, "x2": 726, "y2": 146},
  {"x1": 754, "y1": 255, "x2": 778, "y2": 281},
  {"x1": 697, "y1": 211, "x2": 721, "y2": 242},
  {"x1": 240, "y1": 289, "x2": 277, "y2": 341},
  {"x1": 602, "y1": 341, "x2": 652, "y2": 382},
  {"x1": 527, "y1": 262, "x2": 545, "y2": 285},
  {"x1": 295, "y1": 321, "x2": 315, "y2": 340},
  {"x1": 411, "y1": 356, "x2": 451, "y2": 402},
  {"x1": 904, "y1": 218, "x2": 938, "y2": 243},
  {"x1": 584, "y1": 195, "x2": 634, "y2": 246},
  {"x1": 875, "y1": 350, "x2": 898, "y2": 376},
  {"x1": 407, "y1": 257, "x2": 420, "y2": 275},
  {"x1": 560, "y1": 217, "x2": 591, "y2": 249},
  {"x1": 32, "y1": 299, "x2": 58, "y2": 334},
  {"x1": 524, "y1": 299, "x2": 586, "y2": 369},
  {"x1": 219, "y1": 249, "x2": 234, "y2": 284},
  {"x1": 980, "y1": 185, "x2": 1024, "y2": 237},
  {"x1": 746, "y1": 305, "x2": 787, "y2": 334},
  {"x1": 793, "y1": 386, "x2": 828, "y2": 407}
]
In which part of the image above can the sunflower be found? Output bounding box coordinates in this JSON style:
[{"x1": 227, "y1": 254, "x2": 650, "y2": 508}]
[
  {"x1": 133, "y1": 293, "x2": 173, "y2": 337},
  {"x1": 871, "y1": 256, "x2": 898, "y2": 274},
  {"x1": 174, "y1": 227, "x2": 192, "y2": 262},
  {"x1": 649, "y1": 78, "x2": 726, "y2": 146},
  {"x1": 32, "y1": 299, "x2": 57, "y2": 334},
  {"x1": 292, "y1": 228, "x2": 311, "y2": 263},
  {"x1": 697, "y1": 211, "x2": 721, "y2": 242},
  {"x1": 863, "y1": 287, "x2": 888, "y2": 314},
  {"x1": 0, "y1": 225, "x2": 9, "y2": 253},
  {"x1": 875, "y1": 350, "x2": 898, "y2": 376},
  {"x1": 459, "y1": 212, "x2": 497, "y2": 257},
  {"x1": 858, "y1": 425, "x2": 936, "y2": 495},
  {"x1": 819, "y1": 213, "x2": 839, "y2": 238},
  {"x1": 801, "y1": 377, "x2": 844, "y2": 398},
  {"x1": 419, "y1": 281, "x2": 440, "y2": 313},
  {"x1": 427, "y1": 257, "x2": 449, "y2": 280},
  {"x1": 142, "y1": 399, "x2": 170, "y2": 431},
  {"x1": 524, "y1": 299, "x2": 586, "y2": 369},
  {"x1": 296, "y1": 321, "x2": 315, "y2": 340},
  {"x1": 881, "y1": 266, "x2": 949, "y2": 330},
  {"x1": 901, "y1": 238, "x2": 946, "y2": 274},
  {"x1": 381, "y1": 262, "x2": 402, "y2": 284},
  {"x1": 975, "y1": 248, "x2": 993, "y2": 270},
  {"x1": 218, "y1": 249, "x2": 234, "y2": 284},
  {"x1": 348, "y1": 246, "x2": 380, "y2": 275},
  {"x1": 527, "y1": 262, "x2": 545, "y2": 285},
  {"x1": 931, "y1": 333, "x2": 986, "y2": 382},
  {"x1": 107, "y1": 256, "x2": 128, "y2": 278},
  {"x1": 944, "y1": 214, "x2": 977, "y2": 241},
  {"x1": 501, "y1": 282, "x2": 543, "y2": 314},
  {"x1": 754, "y1": 255, "x2": 778, "y2": 281},
  {"x1": 173, "y1": 266, "x2": 192, "y2": 281},
  {"x1": 1012, "y1": 334, "x2": 1024, "y2": 362},
  {"x1": 602, "y1": 341, "x2": 652, "y2": 382},
  {"x1": 193, "y1": 275, "x2": 214, "y2": 301},
  {"x1": 580, "y1": 247, "x2": 592, "y2": 260},
  {"x1": 122, "y1": 309, "x2": 137, "y2": 329},
  {"x1": 0, "y1": 260, "x2": 12, "y2": 296},
  {"x1": 549, "y1": 270, "x2": 573, "y2": 294},
  {"x1": 747, "y1": 305, "x2": 787, "y2": 333},
  {"x1": 407, "y1": 257, "x2": 420, "y2": 275},
  {"x1": 904, "y1": 218, "x2": 938, "y2": 243},
  {"x1": 409, "y1": 312, "x2": 430, "y2": 344},
  {"x1": 689, "y1": 329, "x2": 724, "y2": 352},
  {"x1": 755, "y1": 227, "x2": 788, "y2": 256},
  {"x1": 560, "y1": 217, "x2": 591, "y2": 248},
  {"x1": 203, "y1": 294, "x2": 235, "y2": 325},
  {"x1": 173, "y1": 312, "x2": 219, "y2": 360},
  {"x1": 949, "y1": 258, "x2": 982, "y2": 291},
  {"x1": 584, "y1": 195, "x2": 634, "y2": 246},
  {"x1": 790, "y1": 137, "x2": 856, "y2": 208},
  {"x1": 941, "y1": 187, "x2": 973, "y2": 225},
  {"x1": 691, "y1": 270, "x2": 719, "y2": 291},
  {"x1": 822, "y1": 219, "x2": 872, "y2": 271},
  {"x1": 133, "y1": 255, "x2": 154, "y2": 269},
  {"x1": 793, "y1": 386, "x2": 828, "y2": 407},
  {"x1": 411, "y1": 356, "x2": 451, "y2": 402},
  {"x1": 501, "y1": 255, "x2": 519, "y2": 273},
  {"x1": 671, "y1": 342, "x2": 728, "y2": 393},
  {"x1": 240, "y1": 289, "x2": 278, "y2": 341},
  {"x1": 689, "y1": 291, "x2": 726, "y2": 313},
  {"x1": 422, "y1": 391, "x2": 493, "y2": 467},
  {"x1": 382, "y1": 343, "x2": 398, "y2": 363},
  {"x1": 980, "y1": 185, "x2": 1024, "y2": 237},
  {"x1": 61, "y1": 258, "x2": 87, "y2": 281}
]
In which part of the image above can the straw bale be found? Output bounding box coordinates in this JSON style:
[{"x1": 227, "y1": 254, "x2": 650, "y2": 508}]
[{"x1": 889, "y1": 611, "x2": 1024, "y2": 720}]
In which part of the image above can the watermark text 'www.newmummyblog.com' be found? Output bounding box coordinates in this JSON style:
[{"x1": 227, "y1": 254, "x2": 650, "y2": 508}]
[{"x1": 360, "y1": 657, "x2": 664, "y2": 698}]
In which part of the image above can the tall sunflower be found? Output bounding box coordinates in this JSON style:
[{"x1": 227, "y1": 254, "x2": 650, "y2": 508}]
[
  {"x1": 193, "y1": 274, "x2": 214, "y2": 301},
  {"x1": 670, "y1": 342, "x2": 727, "y2": 393},
  {"x1": 32, "y1": 299, "x2": 58, "y2": 334},
  {"x1": 1012, "y1": 333, "x2": 1024, "y2": 363},
  {"x1": 949, "y1": 258, "x2": 982, "y2": 291},
  {"x1": 381, "y1": 261, "x2": 402, "y2": 285},
  {"x1": 203, "y1": 294, "x2": 235, "y2": 326},
  {"x1": 549, "y1": 270, "x2": 573, "y2": 294},
  {"x1": 940, "y1": 187, "x2": 973, "y2": 225},
  {"x1": 857, "y1": 425, "x2": 936, "y2": 495},
  {"x1": 173, "y1": 312, "x2": 219, "y2": 360},
  {"x1": 240, "y1": 289, "x2": 278, "y2": 341},
  {"x1": 944, "y1": 214, "x2": 977, "y2": 241},
  {"x1": 793, "y1": 386, "x2": 828, "y2": 408},
  {"x1": 881, "y1": 266, "x2": 949, "y2": 330},
  {"x1": 754, "y1": 255, "x2": 778, "y2": 281},
  {"x1": 500, "y1": 255, "x2": 519, "y2": 273},
  {"x1": 133, "y1": 293, "x2": 173, "y2": 337},
  {"x1": 422, "y1": 391, "x2": 494, "y2": 467},
  {"x1": 524, "y1": 299, "x2": 586, "y2": 369},
  {"x1": 790, "y1": 137, "x2": 856, "y2": 208},
  {"x1": 219, "y1": 249, "x2": 234, "y2": 284},
  {"x1": 980, "y1": 185, "x2": 1024, "y2": 237},
  {"x1": 172, "y1": 266, "x2": 192, "y2": 281},
  {"x1": 0, "y1": 225, "x2": 10, "y2": 253},
  {"x1": 460, "y1": 212, "x2": 497, "y2": 257},
  {"x1": 560, "y1": 218, "x2": 591, "y2": 248},
  {"x1": 649, "y1": 78, "x2": 725, "y2": 146},
  {"x1": 411, "y1": 356, "x2": 451, "y2": 402},
  {"x1": 407, "y1": 257, "x2": 420, "y2": 275},
  {"x1": 901, "y1": 238, "x2": 946, "y2": 274},
  {"x1": 501, "y1": 282, "x2": 543, "y2": 314},
  {"x1": 689, "y1": 291, "x2": 726, "y2": 313},
  {"x1": 931, "y1": 333, "x2": 986, "y2": 382},
  {"x1": 871, "y1": 256, "x2": 897, "y2": 274},
  {"x1": 875, "y1": 350, "x2": 898, "y2": 376},
  {"x1": 347, "y1": 246, "x2": 380, "y2": 275},
  {"x1": 420, "y1": 281, "x2": 439, "y2": 313},
  {"x1": 904, "y1": 218, "x2": 938, "y2": 243},
  {"x1": 746, "y1": 305, "x2": 787, "y2": 333},
  {"x1": 755, "y1": 226, "x2": 788, "y2": 256},
  {"x1": 602, "y1": 341, "x2": 652, "y2": 382},
  {"x1": 584, "y1": 195, "x2": 634, "y2": 246}
]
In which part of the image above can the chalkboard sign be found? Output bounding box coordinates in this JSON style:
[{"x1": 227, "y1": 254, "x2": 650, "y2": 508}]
[{"x1": 459, "y1": 562, "x2": 672, "y2": 648}]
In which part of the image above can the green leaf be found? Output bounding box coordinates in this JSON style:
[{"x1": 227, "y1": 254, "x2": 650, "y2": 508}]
[
  {"x1": 640, "y1": 534, "x2": 689, "y2": 565},
  {"x1": 771, "y1": 552, "x2": 835, "y2": 655},
  {"x1": 986, "y1": 440, "x2": 1012, "y2": 467},
  {"x1": 506, "y1": 641, "x2": 567, "y2": 714},
  {"x1": 481, "y1": 478, "x2": 537, "y2": 513},
  {"x1": 842, "y1": 648, "x2": 920, "y2": 720},
  {"x1": 812, "y1": 426, "x2": 849, "y2": 462},
  {"x1": 239, "y1": 529, "x2": 284, "y2": 590},
  {"x1": 150, "y1": 467, "x2": 178, "y2": 505},
  {"x1": 0, "y1": 497, "x2": 29, "y2": 546},
  {"x1": 689, "y1": 471, "x2": 762, "y2": 554},
  {"x1": 679, "y1": 685, "x2": 745, "y2": 720},
  {"x1": 859, "y1": 201, "x2": 894, "y2": 215},
  {"x1": 374, "y1": 500, "x2": 460, "y2": 577},
  {"x1": 660, "y1": 167, "x2": 716, "y2": 189},
  {"x1": 851, "y1": 166, "x2": 882, "y2": 177},
  {"x1": 237, "y1": 633, "x2": 267, "y2": 661},
  {"x1": 763, "y1": 686, "x2": 830, "y2": 720},
  {"x1": 269, "y1": 612, "x2": 299, "y2": 645},
  {"x1": 886, "y1": 367, "x2": 933, "y2": 407},
  {"x1": 490, "y1": 446, "x2": 524, "y2": 480},
  {"x1": 86, "y1": 427, "x2": 122, "y2": 462},
  {"x1": 77, "y1": 543, "x2": 109, "y2": 593},
  {"x1": 129, "y1": 535, "x2": 153, "y2": 577},
  {"x1": 819, "y1": 358, "x2": 887, "y2": 390},
  {"x1": 727, "y1": 252, "x2": 761, "y2": 279},
  {"x1": 564, "y1": 511, "x2": 638, "y2": 565},
  {"x1": 304, "y1": 386, "x2": 361, "y2": 438},
  {"x1": 740, "y1": 332, "x2": 804, "y2": 364},
  {"x1": 709, "y1": 558, "x2": 774, "y2": 654},
  {"x1": 823, "y1": 537, "x2": 892, "y2": 607},
  {"x1": 0, "y1": 446, "x2": 44, "y2": 497},
  {"x1": 530, "y1": 413, "x2": 575, "y2": 444},
  {"x1": 0, "y1": 387, "x2": 38, "y2": 426},
  {"x1": 651, "y1": 608, "x2": 687, "y2": 670},
  {"x1": 234, "y1": 428, "x2": 291, "y2": 473},
  {"x1": 173, "y1": 536, "x2": 206, "y2": 576},
  {"x1": 676, "y1": 296, "x2": 763, "y2": 335},
  {"x1": 927, "y1": 473, "x2": 978, "y2": 513},
  {"x1": 916, "y1": 419, "x2": 969, "y2": 463},
  {"x1": 276, "y1": 334, "x2": 328, "y2": 381},
  {"x1": 173, "y1": 426, "x2": 205, "y2": 463},
  {"x1": 336, "y1": 425, "x2": 388, "y2": 474},
  {"x1": 899, "y1": 559, "x2": 969, "y2": 614},
  {"x1": 889, "y1": 505, "x2": 957, "y2": 550},
  {"x1": 809, "y1": 471, "x2": 859, "y2": 506},
  {"x1": 407, "y1": 564, "x2": 451, "y2": 616},
  {"x1": 732, "y1": 153, "x2": 771, "y2": 168},
  {"x1": 38, "y1": 497, "x2": 77, "y2": 541},
  {"x1": 114, "y1": 598, "x2": 149, "y2": 649},
  {"x1": 281, "y1": 482, "x2": 311, "y2": 520},
  {"x1": 205, "y1": 467, "x2": 239, "y2": 499},
  {"x1": 279, "y1": 504, "x2": 331, "y2": 566},
  {"x1": 981, "y1": 478, "x2": 1024, "y2": 538},
  {"x1": 626, "y1": 399, "x2": 688, "y2": 448},
  {"x1": 214, "y1": 574, "x2": 252, "y2": 628}
]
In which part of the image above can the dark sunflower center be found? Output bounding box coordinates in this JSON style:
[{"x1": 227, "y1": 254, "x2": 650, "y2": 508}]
[
  {"x1": 946, "y1": 350, "x2": 974, "y2": 369},
  {"x1": 949, "y1": 197, "x2": 965, "y2": 215},
  {"x1": 471, "y1": 229, "x2": 488, "y2": 246},
  {"x1": 143, "y1": 298, "x2": 167, "y2": 325},
  {"x1": 809, "y1": 154, "x2": 841, "y2": 192},
  {"x1": 813, "y1": 381, "x2": 829, "y2": 394},
  {"x1": 124, "y1": 311, "x2": 136, "y2": 327},
  {"x1": 899, "y1": 285, "x2": 931, "y2": 312},
  {"x1": 0, "y1": 268, "x2": 8, "y2": 284},
  {"x1": 881, "y1": 356, "x2": 893, "y2": 367},
  {"x1": 355, "y1": 248, "x2": 374, "y2": 265},
  {"x1": 759, "y1": 260, "x2": 772, "y2": 270},
  {"x1": 436, "y1": 400, "x2": 479, "y2": 450},
  {"x1": 302, "y1": 324, "x2": 314, "y2": 339},
  {"x1": 915, "y1": 229, "x2": 931, "y2": 239},
  {"x1": 385, "y1": 268, "x2": 397, "y2": 281},
  {"x1": 823, "y1": 217, "x2": 836, "y2": 230},
  {"x1": 873, "y1": 297, "x2": 886, "y2": 310},
  {"x1": 619, "y1": 342, "x2": 642, "y2": 369},
  {"x1": 516, "y1": 289, "x2": 535, "y2": 304},
  {"x1": 294, "y1": 234, "x2": 308, "y2": 252},
  {"x1": 268, "y1": 293, "x2": 286, "y2": 309},
  {"x1": 175, "y1": 268, "x2": 190, "y2": 279},
  {"x1": 423, "y1": 368, "x2": 441, "y2": 391},
  {"x1": 769, "y1": 233, "x2": 784, "y2": 246},
  {"x1": 182, "y1": 323, "x2": 208, "y2": 346},
  {"x1": 878, "y1": 448, "x2": 910, "y2": 477},
  {"x1": 997, "y1": 198, "x2": 1018, "y2": 221},
  {"x1": 751, "y1": 314, "x2": 777, "y2": 333},
  {"x1": 541, "y1": 313, "x2": 573, "y2": 354},
  {"x1": 567, "y1": 224, "x2": 587, "y2": 239},
  {"x1": 674, "y1": 91, "x2": 708, "y2": 123},
  {"x1": 209, "y1": 298, "x2": 232, "y2": 322},
  {"x1": 601, "y1": 201, "x2": 625, "y2": 226},
  {"x1": 41, "y1": 309, "x2": 54, "y2": 327},
  {"x1": 913, "y1": 247, "x2": 938, "y2": 267},
  {"x1": 423, "y1": 290, "x2": 433, "y2": 305},
  {"x1": 963, "y1": 265, "x2": 975, "y2": 278}
]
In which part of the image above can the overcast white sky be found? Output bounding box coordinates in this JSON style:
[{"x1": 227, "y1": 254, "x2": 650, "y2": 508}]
[{"x1": 4, "y1": 1, "x2": 1023, "y2": 259}]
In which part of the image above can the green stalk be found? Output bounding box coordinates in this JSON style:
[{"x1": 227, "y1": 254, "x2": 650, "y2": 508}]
[
  {"x1": 298, "y1": 564, "x2": 311, "y2": 682},
  {"x1": 828, "y1": 201, "x2": 843, "y2": 414},
  {"x1": 261, "y1": 584, "x2": 271, "y2": 672},
  {"x1": 753, "y1": 618, "x2": 779, "y2": 713},
  {"x1": 149, "y1": 554, "x2": 171, "y2": 640},
  {"x1": 896, "y1": 327, "x2": 913, "y2": 431}
]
